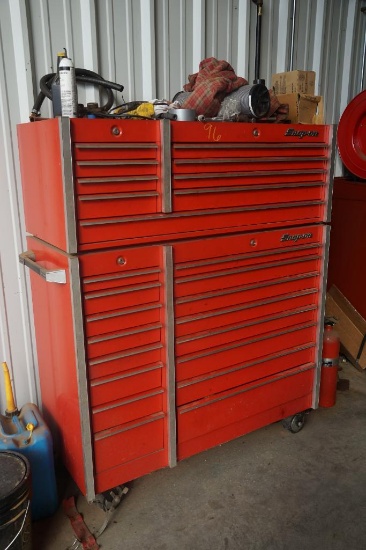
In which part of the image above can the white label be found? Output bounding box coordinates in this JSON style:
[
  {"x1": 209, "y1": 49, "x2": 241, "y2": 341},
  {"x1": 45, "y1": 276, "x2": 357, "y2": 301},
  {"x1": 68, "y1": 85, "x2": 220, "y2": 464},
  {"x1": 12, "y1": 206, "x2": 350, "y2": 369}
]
[{"x1": 60, "y1": 67, "x2": 78, "y2": 118}]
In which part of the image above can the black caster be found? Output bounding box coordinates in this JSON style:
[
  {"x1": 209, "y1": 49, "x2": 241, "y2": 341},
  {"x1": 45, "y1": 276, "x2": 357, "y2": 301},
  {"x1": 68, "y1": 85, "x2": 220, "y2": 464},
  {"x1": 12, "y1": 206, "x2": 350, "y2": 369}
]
[{"x1": 282, "y1": 411, "x2": 308, "y2": 433}]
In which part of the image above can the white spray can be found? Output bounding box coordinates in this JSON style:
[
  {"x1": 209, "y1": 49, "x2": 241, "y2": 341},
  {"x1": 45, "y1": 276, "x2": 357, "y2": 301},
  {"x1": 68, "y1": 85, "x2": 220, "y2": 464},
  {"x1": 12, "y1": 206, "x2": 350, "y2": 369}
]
[{"x1": 59, "y1": 52, "x2": 78, "y2": 118}]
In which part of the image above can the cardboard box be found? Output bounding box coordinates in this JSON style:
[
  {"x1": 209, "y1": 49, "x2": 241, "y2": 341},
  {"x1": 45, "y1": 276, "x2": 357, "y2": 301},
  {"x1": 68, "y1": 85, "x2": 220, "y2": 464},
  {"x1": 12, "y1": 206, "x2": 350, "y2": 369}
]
[
  {"x1": 325, "y1": 285, "x2": 366, "y2": 370},
  {"x1": 276, "y1": 93, "x2": 323, "y2": 124},
  {"x1": 312, "y1": 96, "x2": 324, "y2": 125},
  {"x1": 271, "y1": 70, "x2": 316, "y2": 95}
]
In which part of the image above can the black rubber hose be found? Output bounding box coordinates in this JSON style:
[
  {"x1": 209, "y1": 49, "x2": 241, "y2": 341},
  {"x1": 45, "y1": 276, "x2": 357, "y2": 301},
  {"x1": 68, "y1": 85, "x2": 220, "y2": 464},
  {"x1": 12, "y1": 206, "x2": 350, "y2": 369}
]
[
  {"x1": 31, "y1": 73, "x2": 55, "y2": 114},
  {"x1": 76, "y1": 77, "x2": 114, "y2": 111},
  {"x1": 75, "y1": 69, "x2": 123, "y2": 92},
  {"x1": 39, "y1": 73, "x2": 56, "y2": 99},
  {"x1": 32, "y1": 68, "x2": 124, "y2": 115}
]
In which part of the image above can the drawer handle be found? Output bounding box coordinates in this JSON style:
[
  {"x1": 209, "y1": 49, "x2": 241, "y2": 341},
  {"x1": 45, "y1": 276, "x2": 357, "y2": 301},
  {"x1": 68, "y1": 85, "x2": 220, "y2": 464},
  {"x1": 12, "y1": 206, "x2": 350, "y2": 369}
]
[{"x1": 19, "y1": 251, "x2": 66, "y2": 284}]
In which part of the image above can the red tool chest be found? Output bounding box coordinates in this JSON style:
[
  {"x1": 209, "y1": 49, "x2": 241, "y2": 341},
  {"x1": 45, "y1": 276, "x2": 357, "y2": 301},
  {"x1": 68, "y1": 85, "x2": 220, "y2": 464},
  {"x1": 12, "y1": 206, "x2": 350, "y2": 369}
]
[{"x1": 17, "y1": 118, "x2": 334, "y2": 500}]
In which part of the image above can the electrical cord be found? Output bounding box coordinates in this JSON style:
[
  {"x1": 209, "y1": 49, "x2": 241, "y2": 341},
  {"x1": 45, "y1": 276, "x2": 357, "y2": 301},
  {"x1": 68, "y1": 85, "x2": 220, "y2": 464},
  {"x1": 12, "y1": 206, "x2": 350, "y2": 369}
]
[
  {"x1": 108, "y1": 101, "x2": 144, "y2": 114},
  {"x1": 92, "y1": 112, "x2": 153, "y2": 120},
  {"x1": 31, "y1": 68, "x2": 124, "y2": 117}
]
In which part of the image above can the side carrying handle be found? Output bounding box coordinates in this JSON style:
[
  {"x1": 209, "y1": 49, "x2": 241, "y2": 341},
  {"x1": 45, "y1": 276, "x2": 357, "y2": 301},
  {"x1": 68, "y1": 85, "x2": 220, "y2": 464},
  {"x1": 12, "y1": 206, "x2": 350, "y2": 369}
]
[{"x1": 19, "y1": 250, "x2": 66, "y2": 284}]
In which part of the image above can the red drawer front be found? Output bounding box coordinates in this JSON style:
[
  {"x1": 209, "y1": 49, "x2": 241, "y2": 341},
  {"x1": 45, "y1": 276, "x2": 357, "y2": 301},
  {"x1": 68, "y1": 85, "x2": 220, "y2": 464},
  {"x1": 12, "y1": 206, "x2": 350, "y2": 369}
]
[
  {"x1": 172, "y1": 147, "x2": 329, "y2": 160},
  {"x1": 92, "y1": 388, "x2": 164, "y2": 433},
  {"x1": 83, "y1": 282, "x2": 161, "y2": 315},
  {"x1": 90, "y1": 363, "x2": 163, "y2": 405},
  {"x1": 88, "y1": 344, "x2": 163, "y2": 381},
  {"x1": 74, "y1": 144, "x2": 158, "y2": 161},
  {"x1": 177, "y1": 366, "x2": 314, "y2": 460},
  {"x1": 76, "y1": 177, "x2": 158, "y2": 196},
  {"x1": 75, "y1": 160, "x2": 158, "y2": 178},
  {"x1": 77, "y1": 195, "x2": 159, "y2": 219},
  {"x1": 80, "y1": 244, "x2": 161, "y2": 278},
  {"x1": 170, "y1": 121, "x2": 330, "y2": 144},
  {"x1": 176, "y1": 347, "x2": 314, "y2": 406},
  {"x1": 173, "y1": 221, "x2": 324, "y2": 263},
  {"x1": 171, "y1": 184, "x2": 326, "y2": 212},
  {"x1": 94, "y1": 451, "x2": 167, "y2": 495},
  {"x1": 87, "y1": 323, "x2": 162, "y2": 359},
  {"x1": 71, "y1": 119, "x2": 161, "y2": 143},
  {"x1": 85, "y1": 303, "x2": 162, "y2": 338},
  {"x1": 93, "y1": 414, "x2": 165, "y2": 473}
]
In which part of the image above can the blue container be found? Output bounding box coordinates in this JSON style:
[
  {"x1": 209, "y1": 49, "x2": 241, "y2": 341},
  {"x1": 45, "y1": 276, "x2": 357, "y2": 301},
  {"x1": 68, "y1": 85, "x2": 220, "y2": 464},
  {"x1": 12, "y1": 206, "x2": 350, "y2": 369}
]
[{"x1": 0, "y1": 403, "x2": 58, "y2": 521}]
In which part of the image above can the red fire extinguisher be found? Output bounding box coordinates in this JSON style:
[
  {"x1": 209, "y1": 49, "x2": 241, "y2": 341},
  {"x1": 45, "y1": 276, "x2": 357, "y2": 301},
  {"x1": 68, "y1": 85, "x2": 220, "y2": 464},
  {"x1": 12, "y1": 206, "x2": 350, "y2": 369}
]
[{"x1": 319, "y1": 321, "x2": 340, "y2": 407}]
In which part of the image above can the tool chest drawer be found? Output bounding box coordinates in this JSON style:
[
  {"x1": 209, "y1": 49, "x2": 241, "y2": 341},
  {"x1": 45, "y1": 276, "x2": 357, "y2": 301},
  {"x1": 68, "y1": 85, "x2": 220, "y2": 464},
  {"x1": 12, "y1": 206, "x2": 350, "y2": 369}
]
[
  {"x1": 90, "y1": 364, "x2": 163, "y2": 408},
  {"x1": 91, "y1": 387, "x2": 165, "y2": 433},
  {"x1": 177, "y1": 365, "x2": 315, "y2": 460},
  {"x1": 93, "y1": 413, "x2": 165, "y2": 473}
]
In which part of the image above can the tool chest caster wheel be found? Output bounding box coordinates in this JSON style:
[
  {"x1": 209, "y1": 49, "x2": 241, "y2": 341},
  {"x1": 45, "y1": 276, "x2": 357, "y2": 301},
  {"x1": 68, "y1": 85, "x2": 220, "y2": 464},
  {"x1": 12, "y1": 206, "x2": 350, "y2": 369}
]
[{"x1": 282, "y1": 412, "x2": 307, "y2": 433}]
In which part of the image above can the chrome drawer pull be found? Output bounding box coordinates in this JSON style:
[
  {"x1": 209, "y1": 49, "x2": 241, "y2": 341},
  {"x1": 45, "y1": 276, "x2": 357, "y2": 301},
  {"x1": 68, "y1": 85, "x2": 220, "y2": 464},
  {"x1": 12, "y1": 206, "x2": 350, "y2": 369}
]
[
  {"x1": 174, "y1": 156, "x2": 326, "y2": 164},
  {"x1": 174, "y1": 182, "x2": 324, "y2": 195},
  {"x1": 173, "y1": 143, "x2": 328, "y2": 150},
  {"x1": 174, "y1": 169, "x2": 326, "y2": 180},
  {"x1": 77, "y1": 160, "x2": 158, "y2": 166},
  {"x1": 19, "y1": 251, "x2": 66, "y2": 284},
  {"x1": 76, "y1": 143, "x2": 157, "y2": 149}
]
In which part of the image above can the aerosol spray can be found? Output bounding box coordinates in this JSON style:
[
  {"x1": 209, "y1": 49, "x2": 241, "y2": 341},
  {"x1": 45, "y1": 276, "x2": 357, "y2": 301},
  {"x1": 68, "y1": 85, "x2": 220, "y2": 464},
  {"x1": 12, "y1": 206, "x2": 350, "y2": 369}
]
[
  {"x1": 51, "y1": 50, "x2": 66, "y2": 117},
  {"x1": 59, "y1": 50, "x2": 78, "y2": 118}
]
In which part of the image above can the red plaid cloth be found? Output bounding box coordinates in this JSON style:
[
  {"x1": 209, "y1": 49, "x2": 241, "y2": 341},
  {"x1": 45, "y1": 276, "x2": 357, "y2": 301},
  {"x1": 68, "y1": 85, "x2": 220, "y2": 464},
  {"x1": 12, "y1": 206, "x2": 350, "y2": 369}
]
[{"x1": 181, "y1": 58, "x2": 247, "y2": 117}]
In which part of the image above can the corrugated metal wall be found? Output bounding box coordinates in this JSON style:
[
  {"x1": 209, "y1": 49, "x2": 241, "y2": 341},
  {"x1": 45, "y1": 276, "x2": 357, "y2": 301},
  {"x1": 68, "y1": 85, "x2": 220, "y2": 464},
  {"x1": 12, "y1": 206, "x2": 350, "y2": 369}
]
[{"x1": 0, "y1": 0, "x2": 365, "y2": 411}]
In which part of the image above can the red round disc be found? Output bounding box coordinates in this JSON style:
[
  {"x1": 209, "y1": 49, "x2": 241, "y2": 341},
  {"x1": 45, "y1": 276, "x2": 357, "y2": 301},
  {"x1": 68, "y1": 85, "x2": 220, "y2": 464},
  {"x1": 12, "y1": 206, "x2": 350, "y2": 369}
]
[{"x1": 337, "y1": 90, "x2": 366, "y2": 180}]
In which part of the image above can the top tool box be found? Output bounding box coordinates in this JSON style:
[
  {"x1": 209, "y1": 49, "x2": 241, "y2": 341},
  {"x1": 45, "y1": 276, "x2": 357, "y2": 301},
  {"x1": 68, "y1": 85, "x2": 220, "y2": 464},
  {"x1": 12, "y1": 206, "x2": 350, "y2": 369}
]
[{"x1": 17, "y1": 118, "x2": 334, "y2": 500}]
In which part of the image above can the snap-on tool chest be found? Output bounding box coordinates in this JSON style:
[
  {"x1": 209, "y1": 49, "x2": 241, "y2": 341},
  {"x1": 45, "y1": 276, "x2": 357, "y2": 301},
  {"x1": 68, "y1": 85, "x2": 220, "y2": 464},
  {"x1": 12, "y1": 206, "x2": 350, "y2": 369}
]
[{"x1": 17, "y1": 118, "x2": 334, "y2": 500}]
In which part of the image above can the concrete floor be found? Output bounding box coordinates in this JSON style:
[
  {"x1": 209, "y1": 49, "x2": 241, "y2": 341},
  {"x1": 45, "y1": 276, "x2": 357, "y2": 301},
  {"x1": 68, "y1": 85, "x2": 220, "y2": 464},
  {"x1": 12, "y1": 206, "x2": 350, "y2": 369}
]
[{"x1": 33, "y1": 361, "x2": 366, "y2": 550}]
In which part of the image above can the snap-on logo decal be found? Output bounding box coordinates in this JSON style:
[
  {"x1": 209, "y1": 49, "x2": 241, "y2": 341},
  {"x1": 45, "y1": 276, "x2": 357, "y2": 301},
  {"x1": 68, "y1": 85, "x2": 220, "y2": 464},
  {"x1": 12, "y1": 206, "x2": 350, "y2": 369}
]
[
  {"x1": 285, "y1": 128, "x2": 319, "y2": 138},
  {"x1": 280, "y1": 232, "x2": 313, "y2": 243}
]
